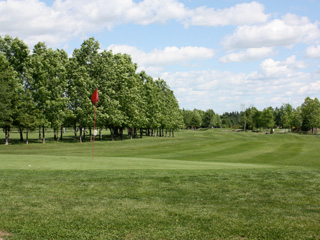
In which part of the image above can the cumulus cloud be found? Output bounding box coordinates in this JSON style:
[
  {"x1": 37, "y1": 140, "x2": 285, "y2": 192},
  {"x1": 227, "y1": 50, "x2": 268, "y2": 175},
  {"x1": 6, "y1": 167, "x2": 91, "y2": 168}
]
[
  {"x1": 162, "y1": 56, "x2": 314, "y2": 113},
  {"x1": 306, "y1": 45, "x2": 320, "y2": 58},
  {"x1": 107, "y1": 44, "x2": 215, "y2": 74},
  {"x1": 259, "y1": 55, "x2": 306, "y2": 78},
  {"x1": 223, "y1": 13, "x2": 320, "y2": 49},
  {"x1": 0, "y1": 0, "x2": 268, "y2": 47},
  {"x1": 184, "y1": 1, "x2": 268, "y2": 27},
  {"x1": 220, "y1": 47, "x2": 275, "y2": 63}
]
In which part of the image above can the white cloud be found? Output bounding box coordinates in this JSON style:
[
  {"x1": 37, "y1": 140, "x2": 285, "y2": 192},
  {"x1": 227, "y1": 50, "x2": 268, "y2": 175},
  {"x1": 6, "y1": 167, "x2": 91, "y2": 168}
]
[
  {"x1": 107, "y1": 44, "x2": 215, "y2": 74},
  {"x1": 184, "y1": 1, "x2": 268, "y2": 27},
  {"x1": 306, "y1": 45, "x2": 320, "y2": 58},
  {"x1": 223, "y1": 13, "x2": 320, "y2": 49},
  {"x1": 259, "y1": 55, "x2": 306, "y2": 78},
  {"x1": 162, "y1": 56, "x2": 315, "y2": 113},
  {"x1": 0, "y1": 0, "x2": 269, "y2": 47},
  {"x1": 220, "y1": 47, "x2": 275, "y2": 63}
]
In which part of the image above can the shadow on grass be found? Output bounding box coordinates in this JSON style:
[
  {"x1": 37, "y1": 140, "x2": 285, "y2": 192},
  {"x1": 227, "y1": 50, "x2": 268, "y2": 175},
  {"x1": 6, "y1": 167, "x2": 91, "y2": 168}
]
[{"x1": 0, "y1": 134, "x2": 146, "y2": 145}]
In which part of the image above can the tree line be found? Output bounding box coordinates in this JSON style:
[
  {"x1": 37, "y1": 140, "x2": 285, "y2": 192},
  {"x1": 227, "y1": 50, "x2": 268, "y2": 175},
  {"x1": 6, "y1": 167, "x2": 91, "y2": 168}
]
[
  {"x1": 0, "y1": 35, "x2": 183, "y2": 144},
  {"x1": 183, "y1": 98, "x2": 320, "y2": 134}
]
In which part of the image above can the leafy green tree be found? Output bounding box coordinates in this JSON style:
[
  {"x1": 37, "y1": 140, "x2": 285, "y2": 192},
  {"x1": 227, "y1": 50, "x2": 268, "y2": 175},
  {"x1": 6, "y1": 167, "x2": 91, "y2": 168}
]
[
  {"x1": 183, "y1": 109, "x2": 194, "y2": 129},
  {"x1": 261, "y1": 107, "x2": 275, "y2": 133},
  {"x1": 301, "y1": 97, "x2": 320, "y2": 134},
  {"x1": 67, "y1": 38, "x2": 99, "y2": 142},
  {"x1": 1, "y1": 35, "x2": 30, "y2": 141},
  {"x1": 27, "y1": 42, "x2": 69, "y2": 142},
  {"x1": 292, "y1": 107, "x2": 302, "y2": 131},
  {"x1": 252, "y1": 109, "x2": 262, "y2": 131},
  {"x1": 141, "y1": 73, "x2": 162, "y2": 136},
  {"x1": 15, "y1": 91, "x2": 40, "y2": 144},
  {"x1": 212, "y1": 113, "x2": 222, "y2": 128},
  {"x1": 191, "y1": 109, "x2": 202, "y2": 129},
  {"x1": 0, "y1": 54, "x2": 16, "y2": 144},
  {"x1": 244, "y1": 107, "x2": 258, "y2": 130},
  {"x1": 279, "y1": 103, "x2": 293, "y2": 131},
  {"x1": 155, "y1": 79, "x2": 183, "y2": 136},
  {"x1": 203, "y1": 109, "x2": 215, "y2": 128}
]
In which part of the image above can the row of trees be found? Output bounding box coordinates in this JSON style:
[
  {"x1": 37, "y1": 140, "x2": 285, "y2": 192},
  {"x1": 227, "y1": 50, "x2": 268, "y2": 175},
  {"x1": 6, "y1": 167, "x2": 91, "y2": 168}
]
[
  {"x1": 182, "y1": 98, "x2": 320, "y2": 134},
  {"x1": 182, "y1": 109, "x2": 221, "y2": 129},
  {"x1": 242, "y1": 98, "x2": 320, "y2": 133},
  {"x1": 0, "y1": 35, "x2": 183, "y2": 144}
]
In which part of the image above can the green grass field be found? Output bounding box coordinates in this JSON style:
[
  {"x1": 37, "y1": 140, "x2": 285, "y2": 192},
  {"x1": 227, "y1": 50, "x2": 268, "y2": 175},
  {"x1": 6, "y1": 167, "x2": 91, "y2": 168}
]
[{"x1": 0, "y1": 129, "x2": 319, "y2": 239}]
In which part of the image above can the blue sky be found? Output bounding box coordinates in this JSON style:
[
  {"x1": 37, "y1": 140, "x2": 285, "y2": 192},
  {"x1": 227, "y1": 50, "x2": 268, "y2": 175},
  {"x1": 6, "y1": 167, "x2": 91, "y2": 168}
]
[{"x1": 1, "y1": 0, "x2": 320, "y2": 113}]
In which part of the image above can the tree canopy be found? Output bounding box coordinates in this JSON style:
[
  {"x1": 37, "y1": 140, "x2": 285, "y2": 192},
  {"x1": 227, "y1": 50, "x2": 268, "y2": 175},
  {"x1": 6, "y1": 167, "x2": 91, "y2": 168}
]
[{"x1": 0, "y1": 35, "x2": 183, "y2": 143}]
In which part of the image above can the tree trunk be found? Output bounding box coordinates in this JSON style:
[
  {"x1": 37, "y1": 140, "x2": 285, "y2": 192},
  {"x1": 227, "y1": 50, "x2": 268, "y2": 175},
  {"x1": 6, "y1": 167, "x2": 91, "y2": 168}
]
[
  {"x1": 90, "y1": 127, "x2": 92, "y2": 142},
  {"x1": 42, "y1": 125, "x2": 45, "y2": 144},
  {"x1": 56, "y1": 129, "x2": 59, "y2": 142},
  {"x1": 140, "y1": 128, "x2": 143, "y2": 138},
  {"x1": 54, "y1": 129, "x2": 57, "y2": 141},
  {"x1": 26, "y1": 128, "x2": 29, "y2": 144},
  {"x1": 134, "y1": 128, "x2": 137, "y2": 138},
  {"x1": 165, "y1": 129, "x2": 168, "y2": 137},
  {"x1": 74, "y1": 125, "x2": 78, "y2": 140},
  {"x1": 60, "y1": 126, "x2": 63, "y2": 141},
  {"x1": 83, "y1": 127, "x2": 86, "y2": 140},
  {"x1": 19, "y1": 127, "x2": 24, "y2": 141},
  {"x1": 110, "y1": 128, "x2": 114, "y2": 141},
  {"x1": 99, "y1": 129, "x2": 102, "y2": 141},
  {"x1": 120, "y1": 128, "x2": 124, "y2": 141},
  {"x1": 172, "y1": 129, "x2": 174, "y2": 137},
  {"x1": 39, "y1": 126, "x2": 42, "y2": 140},
  {"x1": 79, "y1": 127, "x2": 83, "y2": 143},
  {"x1": 5, "y1": 127, "x2": 8, "y2": 145}
]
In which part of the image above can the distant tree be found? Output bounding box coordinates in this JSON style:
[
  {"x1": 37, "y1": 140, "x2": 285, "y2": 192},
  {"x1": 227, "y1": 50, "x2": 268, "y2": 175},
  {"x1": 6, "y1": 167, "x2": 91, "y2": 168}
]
[
  {"x1": 191, "y1": 109, "x2": 202, "y2": 129},
  {"x1": 243, "y1": 107, "x2": 258, "y2": 130},
  {"x1": 279, "y1": 103, "x2": 293, "y2": 131},
  {"x1": 260, "y1": 107, "x2": 275, "y2": 133},
  {"x1": 203, "y1": 109, "x2": 215, "y2": 128},
  {"x1": 292, "y1": 107, "x2": 302, "y2": 131},
  {"x1": 183, "y1": 110, "x2": 194, "y2": 129},
  {"x1": 213, "y1": 113, "x2": 222, "y2": 128},
  {"x1": 301, "y1": 97, "x2": 320, "y2": 134}
]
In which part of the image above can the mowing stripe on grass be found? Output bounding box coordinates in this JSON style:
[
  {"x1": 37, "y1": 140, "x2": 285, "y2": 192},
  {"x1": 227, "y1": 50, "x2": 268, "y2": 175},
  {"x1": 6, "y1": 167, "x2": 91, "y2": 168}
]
[{"x1": 0, "y1": 154, "x2": 275, "y2": 170}]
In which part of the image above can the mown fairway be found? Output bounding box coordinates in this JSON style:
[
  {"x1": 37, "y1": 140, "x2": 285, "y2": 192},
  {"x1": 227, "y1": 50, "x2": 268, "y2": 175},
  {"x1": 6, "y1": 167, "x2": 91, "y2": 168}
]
[{"x1": 0, "y1": 129, "x2": 319, "y2": 239}]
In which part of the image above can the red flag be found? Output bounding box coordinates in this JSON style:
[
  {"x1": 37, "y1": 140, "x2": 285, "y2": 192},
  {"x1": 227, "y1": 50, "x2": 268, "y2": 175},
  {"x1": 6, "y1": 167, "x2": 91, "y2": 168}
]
[
  {"x1": 91, "y1": 88, "x2": 98, "y2": 161},
  {"x1": 91, "y1": 88, "x2": 99, "y2": 104}
]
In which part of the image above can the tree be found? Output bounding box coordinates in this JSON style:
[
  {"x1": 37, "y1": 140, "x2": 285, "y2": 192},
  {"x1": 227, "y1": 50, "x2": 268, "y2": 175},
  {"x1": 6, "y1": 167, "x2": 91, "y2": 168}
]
[
  {"x1": 1, "y1": 35, "x2": 30, "y2": 142},
  {"x1": 27, "y1": 43, "x2": 69, "y2": 142},
  {"x1": 0, "y1": 54, "x2": 16, "y2": 144},
  {"x1": 260, "y1": 107, "x2": 275, "y2": 133},
  {"x1": 244, "y1": 107, "x2": 258, "y2": 130},
  {"x1": 67, "y1": 38, "x2": 99, "y2": 142},
  {"x1": 292, "y1": 107, "x2": 302, "y2": 131},
  {"x1": 191, "y1": 109, "x2": 202, "y2": 129},
  {"x1": 183, "y1": 109, "x2": 194, "y2": 129},
  {"x1": 301, "y1": 97, "x2": 320, "y2": 134},
  {"x1": 279, "y1": 103, "x2": 293, "y2": 131}
]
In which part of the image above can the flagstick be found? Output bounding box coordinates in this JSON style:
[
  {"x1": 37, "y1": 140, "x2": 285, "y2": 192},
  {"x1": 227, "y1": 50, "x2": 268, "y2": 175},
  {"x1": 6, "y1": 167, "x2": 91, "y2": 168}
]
[{"x1": 92, "y1": 101, "x2": 97, "y2": 161}]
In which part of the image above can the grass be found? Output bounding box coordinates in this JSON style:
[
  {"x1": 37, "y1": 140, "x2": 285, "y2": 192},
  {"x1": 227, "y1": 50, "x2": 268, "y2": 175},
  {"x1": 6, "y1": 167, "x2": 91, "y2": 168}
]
[{"x1": 0, "y1": 129, "x2": 319, "y2": 239}]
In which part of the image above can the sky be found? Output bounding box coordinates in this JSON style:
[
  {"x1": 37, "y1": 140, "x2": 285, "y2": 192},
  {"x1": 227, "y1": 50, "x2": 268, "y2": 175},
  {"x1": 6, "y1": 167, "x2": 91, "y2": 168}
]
[{"x1": 1, "y1": 0, "x2": 320, "y2": 114}]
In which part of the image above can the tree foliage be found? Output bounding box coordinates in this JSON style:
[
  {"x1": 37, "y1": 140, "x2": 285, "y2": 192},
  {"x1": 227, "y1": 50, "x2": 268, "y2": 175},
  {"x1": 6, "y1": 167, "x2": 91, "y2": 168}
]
[{"x1": 1, "y1": 35, "x2": 183, "y2": 143}]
